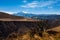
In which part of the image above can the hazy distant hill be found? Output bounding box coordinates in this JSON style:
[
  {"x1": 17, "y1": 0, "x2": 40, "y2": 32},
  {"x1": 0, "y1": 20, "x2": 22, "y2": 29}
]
[
  {"x1": 14, "y1": 12, "x2": 60, "y2": 20},
  {"x1": 31, "y1": 15, "x2": 60, "y2": 20}
]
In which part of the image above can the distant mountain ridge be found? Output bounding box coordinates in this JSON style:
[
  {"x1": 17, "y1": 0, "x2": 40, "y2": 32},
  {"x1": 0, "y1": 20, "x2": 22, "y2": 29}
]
[
  {"x1": 14, "y1": 12, "x2": 36, "y2": 18},
  {"x1": 14, "y1": 12, "x2": 60, "y2": 20},
  {"x1": 31, "y1": 15, "x2": 60, "y2": 20}
]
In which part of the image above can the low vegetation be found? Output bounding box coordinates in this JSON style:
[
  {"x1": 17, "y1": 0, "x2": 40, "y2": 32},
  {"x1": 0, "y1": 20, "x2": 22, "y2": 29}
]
[
  {"x1": 0, "y1": 20, "x2": 60, "y2": 40},
  {"x1": 5, "y1": 30, "x2": 60, "y2": 40}
]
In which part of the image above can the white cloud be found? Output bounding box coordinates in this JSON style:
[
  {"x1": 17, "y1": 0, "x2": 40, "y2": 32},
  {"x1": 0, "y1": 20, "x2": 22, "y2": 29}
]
[
  {"x1": 0, "y1": 10, "x2": 15, "y2": 14},
  {"x1": 5, "y1": 12, "x2": 14, "y2": 14},
  {"x1": 21, "y1": 1, "x2": 39, "y2": 8},
  {"x1": 21, "y1": 0, "x2": 59, "y2": 8},
  {"x1": 22, "y1": 11, "x2": 28, "y2": 13},
  {"x1": 39, "y1": 1, "x2": 54, "y2": 7}
]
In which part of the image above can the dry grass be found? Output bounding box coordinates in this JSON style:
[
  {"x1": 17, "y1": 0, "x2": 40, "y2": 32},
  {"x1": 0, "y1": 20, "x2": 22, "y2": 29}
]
[{"x1": 4, "y1": 31, "x2": 60, "y2": 40}]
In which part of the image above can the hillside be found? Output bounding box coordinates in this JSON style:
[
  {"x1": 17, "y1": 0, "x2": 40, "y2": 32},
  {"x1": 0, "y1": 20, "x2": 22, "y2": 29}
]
[
  {"x1": 0, "y1": 12, "x2": 37, "y2": 21},
  {"x1": 0, "y1": 12, "x2": 24, "y2": 19},
  {"x1": 0, "y1": 12, "x2": 60, "y2": 40},
  {"x1": 47, "y1": 26, "x2": 60, "y2": 32}
]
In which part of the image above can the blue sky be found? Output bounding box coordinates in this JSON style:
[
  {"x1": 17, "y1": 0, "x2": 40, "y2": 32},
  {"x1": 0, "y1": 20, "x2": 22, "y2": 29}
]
[{"x1": 0, "y1": 0, "x2": 60, "y2": 14}]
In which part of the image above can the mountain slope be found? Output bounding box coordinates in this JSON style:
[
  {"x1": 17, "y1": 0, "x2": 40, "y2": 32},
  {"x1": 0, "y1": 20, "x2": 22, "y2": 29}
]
[
  {"x1": 0, "y1": 12, "x2": 60, "y2": 39},
  {"x1": 47, "y1": 26, "x2": 60, "y2": 32},
  {"x1": 0, "y1": 12, "x2": 38, "y2": 21},
  {"x1": 0, "y1": 12, "x2": 25, "y2": 19}
]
